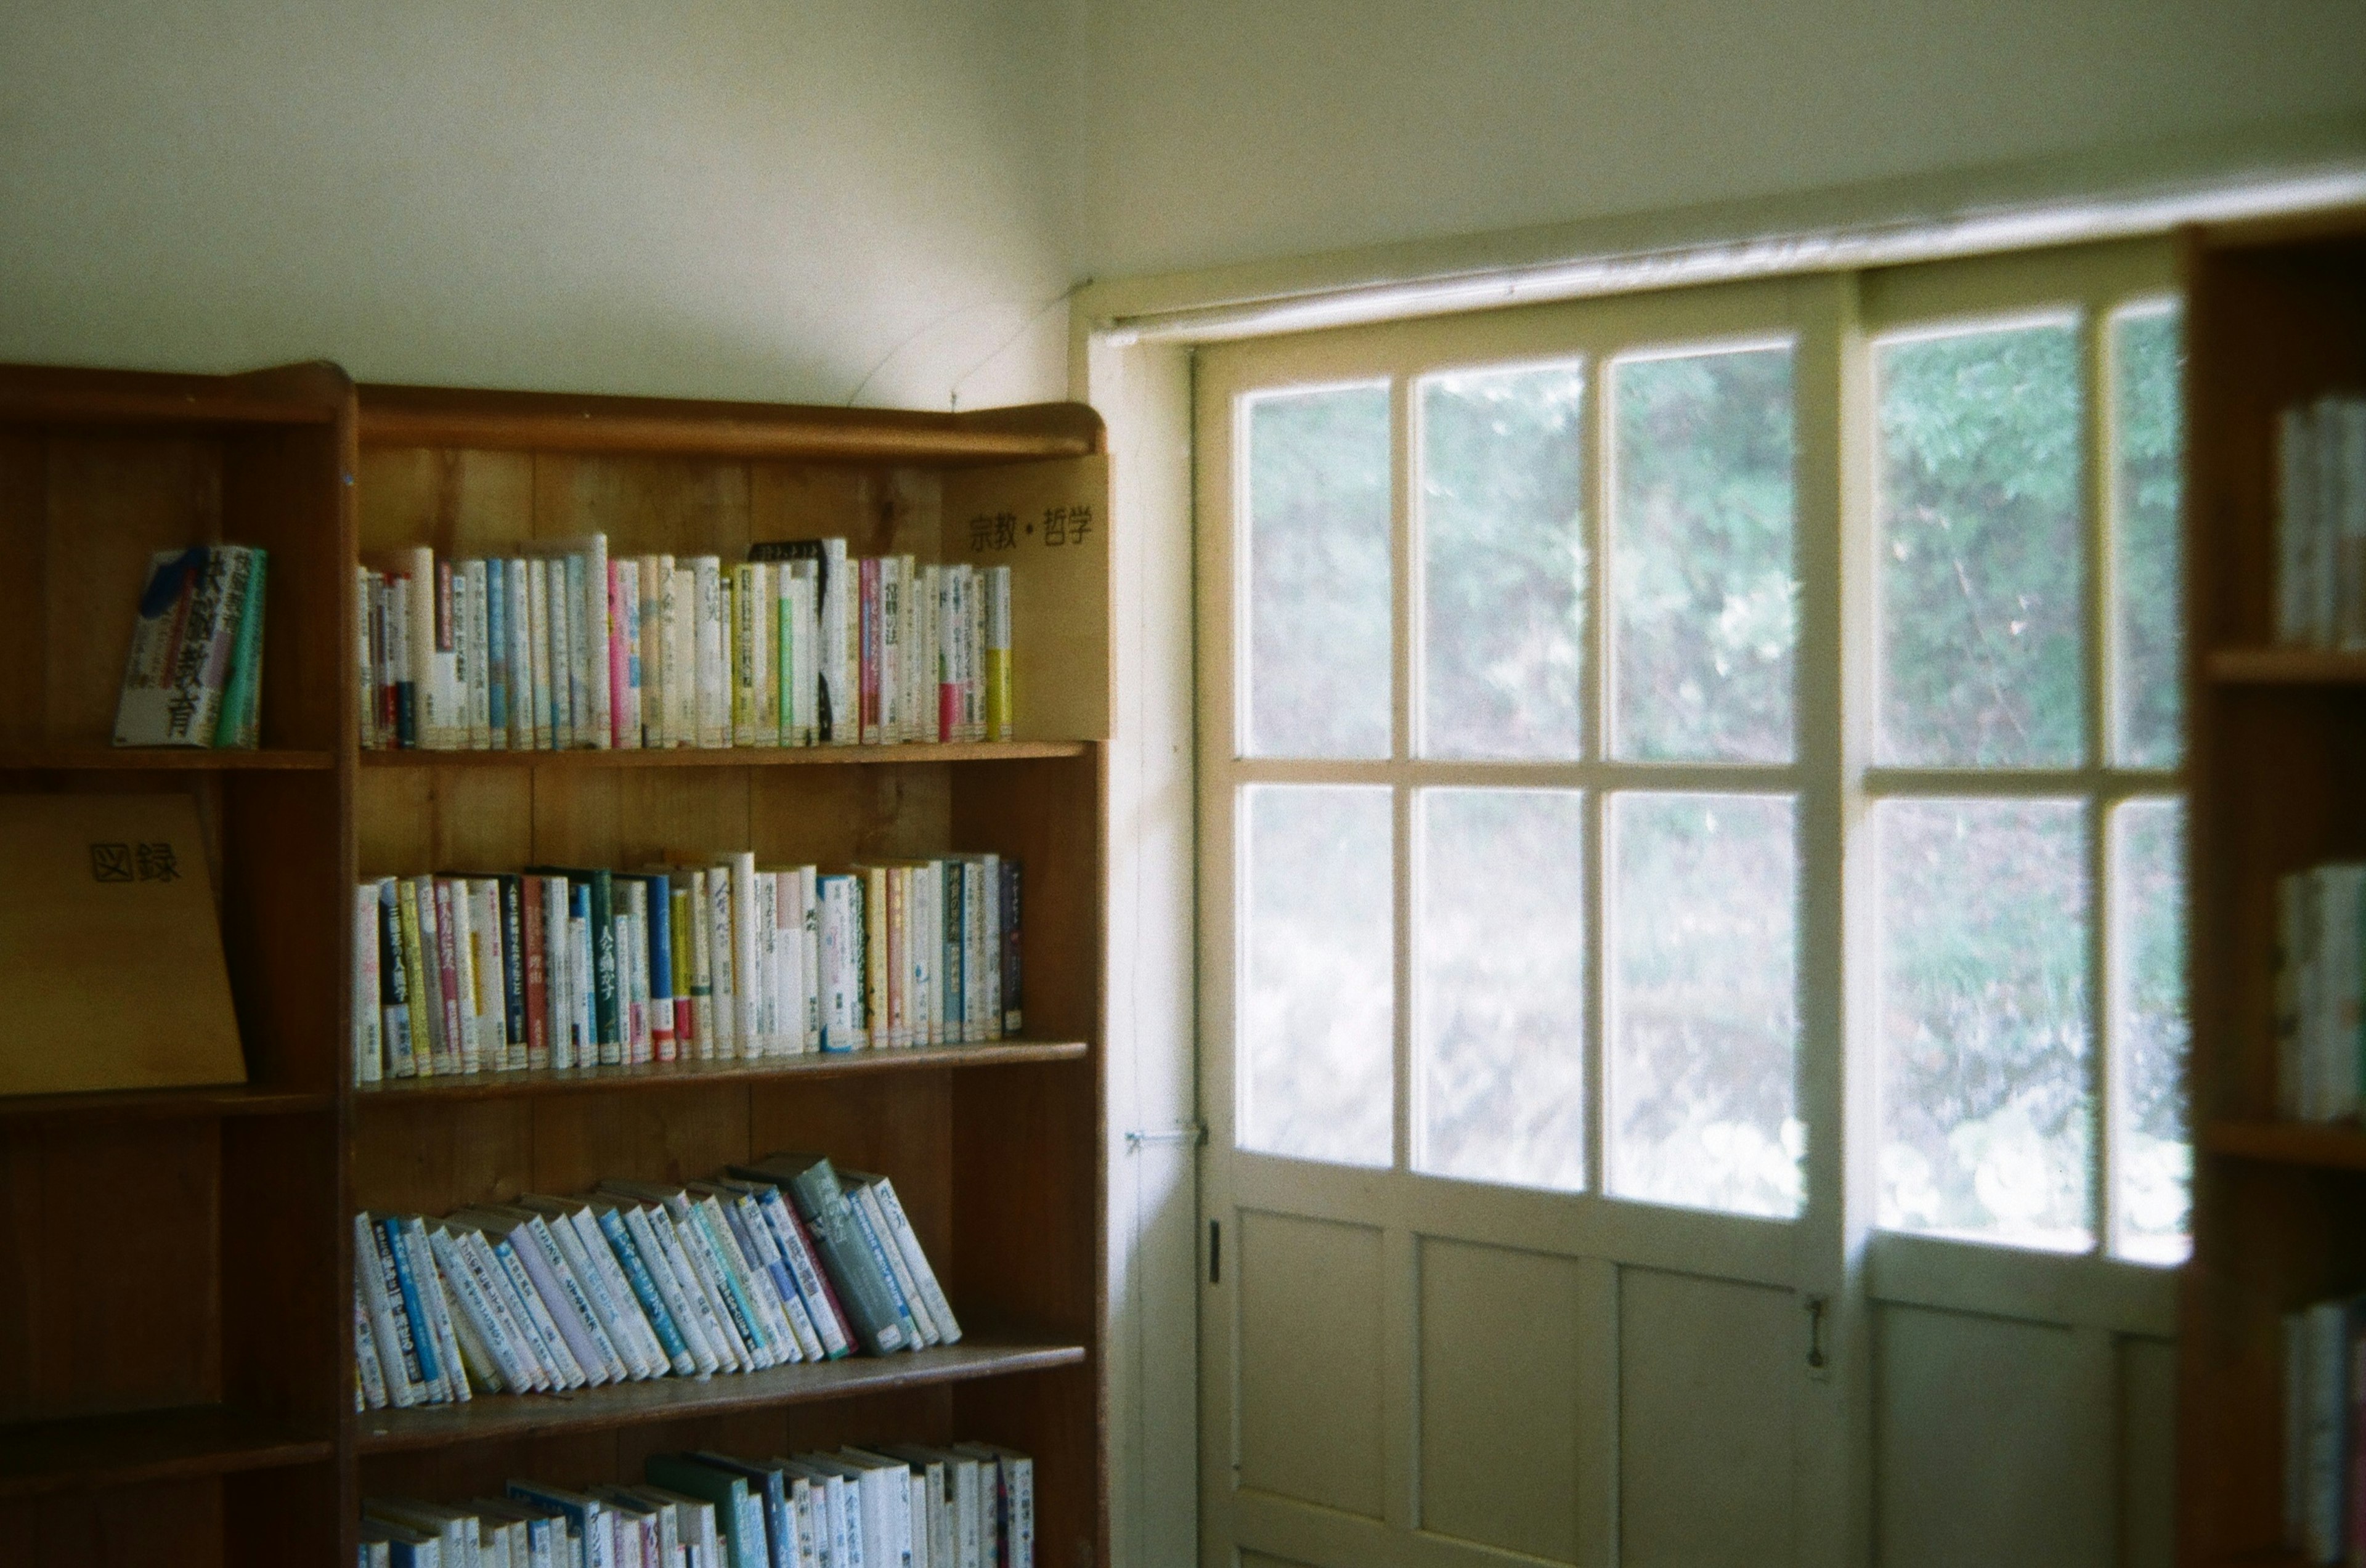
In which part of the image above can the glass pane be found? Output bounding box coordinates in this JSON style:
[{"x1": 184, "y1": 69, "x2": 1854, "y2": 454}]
[
  {"x1": 2113, "y1": 800, "x2": 2190, "y2": 1263},
  {"x1": 1877, "y1": 321, "x2": 2085, "y2": 766},
  {"x1": 1245, "y1": 384, "x2": 1392, "y2": 758},
  {"x1": 1418, "y1": 364, "x2": 1588, "y2": 760},
  {"x1": 2113, "y1": 307, "x2": 2184, "y2": 769},
  {"x1": 1417, "y1": 789, "x2": 1587, "y2": 1190},
  {"x1": 1241, "y1": 784, "x2": 1394, "y2": 1164},
  {"x1": 1608, "y1": 793, "x2": 1802, "y2": 1216},
  {"x1": 1611, "y1": 345, "x2": 1799, "y2": 762},
  {"x1": 1878, "y1": 798, "x2": 2092, "y2": 1248}
]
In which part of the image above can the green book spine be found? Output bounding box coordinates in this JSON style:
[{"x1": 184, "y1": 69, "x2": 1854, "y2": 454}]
[{"x1": 213, "y1": 548, "x2": 266, "y2": 748}]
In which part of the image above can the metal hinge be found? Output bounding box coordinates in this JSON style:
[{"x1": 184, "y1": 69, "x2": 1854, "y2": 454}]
[{"x1": 1124, "y1": 1120, "x2": 1207, "y2": 1154}]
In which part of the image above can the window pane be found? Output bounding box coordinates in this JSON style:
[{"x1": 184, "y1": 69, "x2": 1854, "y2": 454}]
[
  {"x1": 1245, "y1": 385, "x2": 1392, "y2": 758},
  {"x1": 1240, "y1": 784, "x2": 1394, "y2": 1164},
  {"x1": 1877, "y1": 322, "x2": 2085, "y2": 766},
  {"x1": 1611, "y1": 345, "x2": 1798, "y2": 762},
  {"x1": 1418, "y1": 364, "x2": 1588, "y2": 760},
  {"x1": 2113, "y1": 307, "x2": 2184, "y2": 769},
  {"x1": 1879, "y1": 798, "x2": 2092, "y2": 1248},
  {"x1": 1417, "y1": 789, "x2": 1586, "y2": 1190},
  {"x1": 2113, "y1": 800, "x2": 2190, "y2": 1263},
  {"x1": 1608, "y1": 792, "x2": 1801, "y2": 1216}
]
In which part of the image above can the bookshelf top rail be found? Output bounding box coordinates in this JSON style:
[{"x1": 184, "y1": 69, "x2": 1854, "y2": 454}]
[
  {"x1": 359, "y1": 384, "x2": 1106, "y2": 466},
  {"x1": 0, "y1": 362, "x2": 346, "y2": 432}
]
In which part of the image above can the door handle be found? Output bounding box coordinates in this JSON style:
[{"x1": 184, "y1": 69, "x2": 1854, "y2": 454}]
[{"x1": 1805, "y1": 1294, "x2": 1829, "y2": 1373}]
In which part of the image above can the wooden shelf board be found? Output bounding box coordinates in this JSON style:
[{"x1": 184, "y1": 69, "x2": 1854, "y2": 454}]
[
  {"x1": 358, "y1": 384, "x2": 1102, "y2": 466},
  {"x1": 2200, "y1": 1120, "x2": 2366, "y2": 1172},
  {"x1": 2205, "y1": 649, "x2": 2366, "y2": 684},
  {"x1": 0, "y1": 1084, "x2": 332, "y2": 1123},
  {"x1": 0, "y1": 1404, "x2": 332, "y2": 1498},
  {"x1": 360, "y1": 740, "x2": 1087, "y2": 770},
  {"x1": 0, "y1": 747, "x2": 336, "y2": 771},
  {"x1": 358, "y1": 1338, "x2": 1088, "y2": 1452},
  {"x1": 355, "y1": 1041, "x2": 1087, "y2": 1105}
]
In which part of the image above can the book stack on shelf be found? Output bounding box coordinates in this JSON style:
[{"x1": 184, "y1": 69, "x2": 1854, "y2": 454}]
[
  {"x1": 2274, "y1": 395, "x2": 2366, "y2": 649},
  {"x1": 115, "y1": 543, "x2": 269, "y2": 749},
  {"x1": 359, "y1": 1439, "x2": 1030, "y2": 1568},
  {"x1": 0, "y1": 362, "x2": 1105, "y2": 1567},
  {"x1": 2281, "y1": 1292, "x2": 2366, "y2": 1566},
  {"x1": 356, "y1": 1153, "x2": 959, "y2": 1416},
  {"x1": 355, "y1": 852, "x2": 1019, "y2": 1084},
  {"x1": 2184, "y1": 205, "x2": 2366, "y2": 1568},
  {"x1": 357, "y1": 537, "x2": 1013, "y2": 751},
  {"x1": 2274, "y1": 861, "x2": 2366, "y2": 1124}
]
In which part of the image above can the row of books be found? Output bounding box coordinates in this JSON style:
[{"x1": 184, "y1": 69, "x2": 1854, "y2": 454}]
[
  {"x1": 2275, "y1": 395, "x2": 2366, "y2": 649},
  {"x1": 2284, "y1": 1292, "x2": 2366, "y2": 1564},
  {"x1": 356, "y1": 1153, "x2": 958, "y2": 1417},
  {"x1": 2274, "y1": 861, "x2": 2366, "y2": 1123},
  {"x1": 360, "y1": 1439, "x2": 1031, "y2": 1568},
  {"x1": 352, "y1": 853, "x2": 1020, "y2": 1083},
  {"x1": 112, "y1": 543, "x2": 267, "y2": 747},
  {"x1": 356, "y1": 536, "x2": 1014, "y2": 751}
]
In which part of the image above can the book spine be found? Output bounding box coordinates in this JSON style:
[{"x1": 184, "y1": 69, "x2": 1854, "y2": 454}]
[
  {"x1": 550, "y1": 1207, "x2": 660, "y2": 1381},
  {"x1": 691, "y1": 557, "x2": 725, "y2": 749},
  {"x1": 515, "y1": 1221, "x2": 612, "y2": 1384},
  {"x1": 860, "y1": 556, "x2": 883, "y2": 744},
  {"x1": 872, "y1": 1176, "x2": 960, "y2": 1343},
  {"x1": 593, "y1": 1205, "x2": 699, "y2": 1376},
  {"x1": 463, "y1": 1229, "x2": 554, "y2": 1391},
  {"x1": 731, "y1": 562, "x2": 757, "y2": 747},
  {"x1": 426, "y1": 1225, "x2": 523, "y2": 1393},
  {"x1": 352, "y1": 1289, "x2": 388, "y2": 1409},
  {"x1": 730, "y1": 852, "x2": 759, "y2": 1055},
  {"x1": 688, "y1": 1196, "x2": 779, "y2": 1365},
  {"x1": 378, "y1": 1214, "x2": 448, "y2": 1400},
  {"x1": 527, "y1": 555, "x2": 555, "y2": 750},
  {"x1": 401, "y1": 1214, "x2": 471, "y2": 1402},
  {"x1": 506, "y1": 556, "x2": 533, "y2": 749},
  {"x1": 942, "y1": 861, "x2": 964, "y2": 1044},
  {"x1": 584, "y1": 535, "x2": 614, "y2": 750},
  {"x1": 588, "y1": 869, "x2": 620, "y2": 1065},
  {"x1": 783, "y1": 1160, "x2": 909, "y2": 1354},
  {"x1": 355, "y1": 882, "x2": 384, "y2": 1084},
  {"x1": 640, "y1": 554, "x2": 668, "y2": 747},
  {"x1": 776, "y1": 563, "x2": 797, "y2": 745},
  {"x1": 984, "y1": 564, "x2": 1012, "y2": 741},
  {"x1": 847, "y1": 1180, "x2": 927, "y2": 1346},
  {"x1": 704, "y1": 867, "x2": 735, "y2": 1060},
  {"x1": 999, "y1": 859, "x2": 1023, "y2": 1036},
  {"x1": 880, "y1": 556, "x2": 903, "y2": 743},
  {"x1": 486, "y1": 557, "x2": 510, "y2": 747},
  {"x1": 355, "y1": 1212, "x2": 423, "y2": 1406},
  {"x1": 216, "y1": 547, "x2": 267, "y2": 748},
  {"x1": 374, "y1": 878, "x2": 412, "y2": 1082},
  {"x1": 487, "y1": 1230, "x2": 585, "y2": 1389},
  {"x1": 621, "y1": 1202, "x2": 723, "y2": 1374},
  {"x1": 646, "y1": 1203, "x2": 746, "y2": 1371},
  {"x1": 391, "y1": 877, "x2": 431, "y2": 1076},
  {"x1": 447, "y1": 877, "x2": 485, "y2": 1074},
  {"x1": 608, "y1": 559, "x2": 633, "y2": 750}
]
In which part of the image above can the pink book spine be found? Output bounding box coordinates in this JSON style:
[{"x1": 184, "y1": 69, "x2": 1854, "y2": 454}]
[
  {"x1": 608, "y1": 561, "x2": 629, "y2": 749},
  {"x1": 432, "y1": 878, "x2": 465, "y2": 1071}
]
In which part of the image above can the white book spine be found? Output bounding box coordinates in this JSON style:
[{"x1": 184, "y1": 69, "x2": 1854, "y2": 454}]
[
  {"x1": 356, "y1": 882, "x2": 384, "y2": 1084},
  {"x1": 691, "y1": 557, "x2": 726, "y2": 748},
  {"x1": 617, "y1": 561, "x2": 643, "y2": 750},
  {"x1": 872, "y1": 1175, "x2": 960, "y2": 1343},
  {"x1": 583, "y1": 536, "x2": 614, "y2": 749},
  {"x1": 619, "y1": 1202, "x2": 722, "y2": 1375},
  {"x1": 710, "y1": 863, "x2": 741, "y2": 1060},
  {"x1": 400, "y1": 1215, "x2": 471, "y2": 1403},
  {"x1": 465, "y1": 559, "x2": 492, "y2": 749}
]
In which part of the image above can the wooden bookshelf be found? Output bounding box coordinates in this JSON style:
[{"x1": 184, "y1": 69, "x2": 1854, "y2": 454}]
[
  {"x1": 0, "y1": 362, "x2": 1111, "y2": 1566},
  {"x1": 2180, "y1": 205, "x2": 2366, "y2": 1566}
]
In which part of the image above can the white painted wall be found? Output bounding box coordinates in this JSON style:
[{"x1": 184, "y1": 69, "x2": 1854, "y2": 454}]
[
  {"x1": 0, "y1": 0, "x2": 1079, "y2": 408},
  {"x1": 1075, "y1": 0, "x2": 2366, "y2": 282}
]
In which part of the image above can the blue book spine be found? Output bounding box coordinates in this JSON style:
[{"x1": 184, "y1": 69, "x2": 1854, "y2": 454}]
[
  {"x1": 644, "y1": 872, "x2": 673, "y2": 1028},
  {"x1": 380, "y1": 1214, "x2": 442, "y2": 1389},
  {"x1": 487, "y1": 558, "x2": 510, "y2": 739},
  {"x1": 845, "y1": 1190, "x2": 921, "y2": 1349},
  {"x1": 597, "y1": 1206, "x2": 691, "y2": 1368}
]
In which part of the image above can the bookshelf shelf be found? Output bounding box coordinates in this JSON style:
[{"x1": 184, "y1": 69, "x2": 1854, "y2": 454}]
[
  {"x1": 356, "y1": 1337, "x2": 1088, "y2": 1453},
  {"x1": 0, "y1": 746, "x2": 336, "y2": 771},
  {"x1": 2180, "y1": 205, "x2": 2366, "y2": 1566},
  {"x1": 0, "y1": 1083, "x2": 333, "y2": 1122},
  {"x1": 2199, "y1": 1119, "x2": 2366, "y2": 1174},
  {"x1": 0, "y1": 1404, "x2": 333, "y2": 1499},
  {"x1": 358, "y1": 739, "x2": 1089, "y2": 770},
  {"x1": 2205, "y1": 648, "x2": 2366, "y2": 684},
  {"x1": 353, "y1": 1040, "x2": 1087, "y2": 1104}
]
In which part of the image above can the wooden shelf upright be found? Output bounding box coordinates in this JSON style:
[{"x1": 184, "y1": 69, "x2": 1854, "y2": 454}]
[
  {"x1": 2180, "y1": 206, "x2": 2366, "y2": 1566},
  {"x1": 0, "y1": 364, "x2": 1112, "y2": 1566}
]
